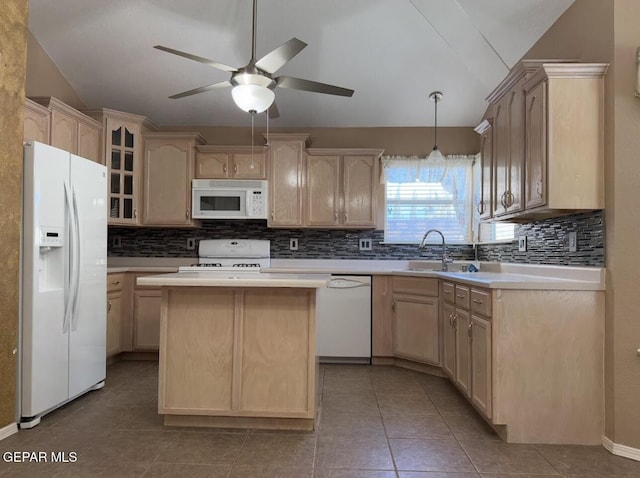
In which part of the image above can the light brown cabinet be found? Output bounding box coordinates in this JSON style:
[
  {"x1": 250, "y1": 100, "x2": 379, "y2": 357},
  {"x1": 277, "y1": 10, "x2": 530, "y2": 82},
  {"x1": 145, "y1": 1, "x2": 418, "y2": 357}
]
[
  {"x1": 305, "y1": 150, "x2": 380, "y2": 228},
  {"x1": 143, "y1": 132, "x2": 205, "y2": 226},
  {"x1": 372, "y1": 275, "x2": 394, "y2": 359},
  {"x1": 82, "y1": 108, "x2": 158, "y2": 225},
  {"x1": 267, "y1": 134, "x2": 309, "y2": 227},
  {"x1": 481, "y1": 61, "x2": 608, "y2": 222},
  {"x1": 196, "y1": 146, "x2": 266, "y2": 179},
  {"x1": 489, "y1": 77, "x2": 525, "y2": 218},
  {"x1": 30, "y1": 97, "x2": 102, "y2": 163},
  {"x1": 474, "y1": 118, "x2": 493, "y2": 221},
  {"x1": 23, "y1": 98, "x2": 50, "y2": 143},
  {"x1": 391, "y1": 276, "x2": 440, "y2": 365},
  {"x1": 442, "y1": 280, "x2": 492, "y2": 419},
  {"x1": 106, "y1": 273, "x2": 125, "y2": 358},
  {"x1": 523, "y1": 63, "x2": 608, "y2": 216}
]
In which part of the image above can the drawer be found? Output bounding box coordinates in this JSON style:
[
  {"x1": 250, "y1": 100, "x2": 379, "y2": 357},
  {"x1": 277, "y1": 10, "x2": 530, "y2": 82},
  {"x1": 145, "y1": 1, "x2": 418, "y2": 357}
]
[
  {"x1": 442, "y1": 282, "x2": 455, "y2": 304},
  {"x1": 107, "y1": 273, "x2": 125, "y2": 292},
  {"x1": 454, "y1": 284, "x2": 470, "y2": 309},
  {"x1": 471, "y1": 288, "x2": 492, "y2": 317},
  {"x1": 392, "y1": 276, "x2": 439, "y2": 297}
]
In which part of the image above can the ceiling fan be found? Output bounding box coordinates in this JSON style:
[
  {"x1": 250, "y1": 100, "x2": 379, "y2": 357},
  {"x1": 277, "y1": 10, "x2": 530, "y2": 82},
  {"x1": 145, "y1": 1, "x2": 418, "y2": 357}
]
[{"x1": 154, "y1": 0, "x2": 354, "y2": 118}]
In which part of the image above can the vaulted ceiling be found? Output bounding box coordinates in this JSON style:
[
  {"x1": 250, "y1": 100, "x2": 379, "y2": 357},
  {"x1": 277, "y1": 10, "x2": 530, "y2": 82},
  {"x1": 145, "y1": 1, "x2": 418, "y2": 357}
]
[{"x1": 27, "y1": 0, "x2": 574, "y2": 127}]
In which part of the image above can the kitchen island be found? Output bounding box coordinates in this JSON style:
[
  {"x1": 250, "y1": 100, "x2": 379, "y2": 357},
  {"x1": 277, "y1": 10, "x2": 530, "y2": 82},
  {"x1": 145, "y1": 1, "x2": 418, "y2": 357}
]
[{"x1": 137, "y1": 271, "x2": 329, "y2": 431}]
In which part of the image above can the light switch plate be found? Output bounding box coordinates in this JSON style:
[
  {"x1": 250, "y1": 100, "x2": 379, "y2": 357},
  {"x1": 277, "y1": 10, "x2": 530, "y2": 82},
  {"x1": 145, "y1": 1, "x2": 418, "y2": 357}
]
[
  {"x1": 289, "y1": 238, "x2": 299, "y2": 251},
  {"x1": 518, "y1": 236, "x2": 527, "y2": 252},
  {"x1": 186, "y1": 238, "x2": 196, "y2": 250},
  {"x1": 112, "y1": 236, "x2": 121, "y2": 248}
]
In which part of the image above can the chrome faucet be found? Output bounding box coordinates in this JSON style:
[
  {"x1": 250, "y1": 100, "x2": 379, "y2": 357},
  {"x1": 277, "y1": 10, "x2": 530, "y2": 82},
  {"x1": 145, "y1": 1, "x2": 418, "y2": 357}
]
[{"x1": 418, "y1": 229, "x2": 453, "y2": 271}]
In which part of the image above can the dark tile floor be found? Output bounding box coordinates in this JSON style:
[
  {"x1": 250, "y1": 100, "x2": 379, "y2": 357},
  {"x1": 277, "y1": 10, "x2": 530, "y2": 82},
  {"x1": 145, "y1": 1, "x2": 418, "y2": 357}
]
[{"x1": 1, "y1": 361, "x2": 639, "y2": 477}]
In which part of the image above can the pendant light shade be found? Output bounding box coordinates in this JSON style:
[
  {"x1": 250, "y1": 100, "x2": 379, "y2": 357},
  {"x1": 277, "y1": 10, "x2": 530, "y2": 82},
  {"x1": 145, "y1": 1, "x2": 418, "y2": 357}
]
[
  {"x1": 231, "y1": 84, "x2": 275, "y2": 114},
  {"x1": 427, "y1": 91, "x2": 444, "y2": 160}
]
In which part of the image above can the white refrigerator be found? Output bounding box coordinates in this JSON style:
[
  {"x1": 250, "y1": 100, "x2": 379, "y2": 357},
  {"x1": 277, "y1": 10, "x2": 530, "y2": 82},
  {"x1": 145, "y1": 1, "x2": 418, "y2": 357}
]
[{"x1": 20, "y1": 141, "x2": 107, "y2": 428}]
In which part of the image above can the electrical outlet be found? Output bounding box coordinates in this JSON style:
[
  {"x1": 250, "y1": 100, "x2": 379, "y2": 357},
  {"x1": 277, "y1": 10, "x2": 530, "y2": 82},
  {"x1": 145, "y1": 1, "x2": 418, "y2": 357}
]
[
  {"x1": 359, "y1": 238, "x2": 373, "y2": 251},
  {"x1": 186, "y1": 238, "x2": 196, "y2": 250},
  {"x1": 568, "y1": 232, "x2": 577, "y2": 252},
  {"x1": 518, "y1": 236, "x2": 527, "y2": 252},
  {"x1": 112, "y1": 236, "x2": 121, "y2": 248},
  {"x1": 289, "y1": 238, "x2": 299, "y2": 251}
]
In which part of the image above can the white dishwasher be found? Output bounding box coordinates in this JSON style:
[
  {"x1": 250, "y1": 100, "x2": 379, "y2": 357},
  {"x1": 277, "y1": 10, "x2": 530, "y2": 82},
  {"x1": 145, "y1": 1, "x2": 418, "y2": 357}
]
[{"x1": 316, "y1": 275, "x2": 372, "y2": 364}]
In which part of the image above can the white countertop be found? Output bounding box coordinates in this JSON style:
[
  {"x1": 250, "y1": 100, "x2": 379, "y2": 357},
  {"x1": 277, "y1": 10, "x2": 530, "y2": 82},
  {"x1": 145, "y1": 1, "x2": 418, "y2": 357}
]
[
  {"x1": 136, "y1": 271, "x2": 331, "y2": 288},
  {"x1": 110, "y1": 257, "x2": 605, "y2": 291}
]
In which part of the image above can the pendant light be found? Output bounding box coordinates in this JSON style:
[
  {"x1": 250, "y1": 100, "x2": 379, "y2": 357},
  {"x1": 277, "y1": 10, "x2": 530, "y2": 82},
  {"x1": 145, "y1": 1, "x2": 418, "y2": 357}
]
[{"x1": 427, "y1": 91, "x2": 444, "y2": 160}]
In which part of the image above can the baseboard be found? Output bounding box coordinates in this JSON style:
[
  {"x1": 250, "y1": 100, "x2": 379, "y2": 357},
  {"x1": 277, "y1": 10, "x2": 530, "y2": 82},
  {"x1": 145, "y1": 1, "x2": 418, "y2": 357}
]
[
  {"x1": 0, "y1": 423, "x2": 18, "y2": 441},
  {"x1": 603, "y1": 435, "x2": 640, "y2": 462}
]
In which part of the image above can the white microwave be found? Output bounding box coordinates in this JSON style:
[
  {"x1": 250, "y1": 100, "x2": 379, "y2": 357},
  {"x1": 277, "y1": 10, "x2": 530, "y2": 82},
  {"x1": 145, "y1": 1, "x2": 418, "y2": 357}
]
[{"x1": 192, "y1": 179, "x2": 268, "y2": 219}]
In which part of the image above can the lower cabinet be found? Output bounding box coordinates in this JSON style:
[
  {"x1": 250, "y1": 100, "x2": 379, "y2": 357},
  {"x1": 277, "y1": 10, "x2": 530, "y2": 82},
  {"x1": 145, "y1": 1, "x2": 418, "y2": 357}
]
[
  {"x1": 106, "y1": 273, "x2": 125, "y2": 357},
  {"x1": 442, "y1": 281, "x2": 492, "y2": 420},
  {"x1": 133, "y1": 288, "x2": 162, "y2": 351},
  {"x1": 391, "y1": 276, "x2": 440, "y2": 365}
]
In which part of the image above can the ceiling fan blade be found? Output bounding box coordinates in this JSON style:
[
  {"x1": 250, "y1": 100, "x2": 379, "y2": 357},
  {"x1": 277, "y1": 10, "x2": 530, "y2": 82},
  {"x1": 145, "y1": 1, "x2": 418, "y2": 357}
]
[
  {"x1": 255, "y1": 38, "x2": 307, "y2": 74},
  {"x1": 154, "y1": 45, "x2": 238, "y2": 73},
  {"x1": 268, "y1": 101, "x2": 280, "y2": 119},
  {"x1": 168, "y1": 81, "x2": 231, "y2": 99},
  {"x1": 276, "y1": 76, "x2": 354, "y2": 97}
]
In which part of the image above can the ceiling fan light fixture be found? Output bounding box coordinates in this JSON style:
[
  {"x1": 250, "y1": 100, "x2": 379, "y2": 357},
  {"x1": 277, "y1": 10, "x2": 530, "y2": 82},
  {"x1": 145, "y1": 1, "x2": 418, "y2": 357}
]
[
  {"x1": 427, "y1": 91, "x2": 444, "y2": 160},
  {"x1": 231, "y1": 84, "x2": 275, "y2": 114}
]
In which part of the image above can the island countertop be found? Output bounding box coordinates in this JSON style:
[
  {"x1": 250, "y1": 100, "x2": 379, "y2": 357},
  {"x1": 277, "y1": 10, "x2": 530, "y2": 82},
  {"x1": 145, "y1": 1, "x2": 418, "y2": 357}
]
[{"x1": 136, "y1": 271, "x2": 330, "y2": 288}]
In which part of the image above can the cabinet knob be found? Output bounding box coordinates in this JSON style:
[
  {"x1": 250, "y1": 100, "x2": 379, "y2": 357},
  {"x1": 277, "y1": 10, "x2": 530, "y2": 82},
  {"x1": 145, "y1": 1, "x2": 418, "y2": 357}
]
[
  {"x1": 456, "y1": 294, "x2": 464, "y2": 299},
  {"x1": 111, "y1": 280, "x2": 120, "y2": 285},
  {"x1": 476, "y1": 202, "x2": 484, "y2": 215},
  {"x1": 468, "y1": 322, "x2": 473, "y2": 339},
  {"x1": 536, "y1": 180, "x2": 542, "y2": 198},
  {"x1": 233, "y1": 164, "x2": 238, "y2": 174},
  {"x1": 334, "y1": 211, "x2": 338, "y2": 223},
  {"x1": 444, "y1": 290, "x2": 451, "y2": 295},
  {"x1": 271, "y1": 210, "x2": 275, "y2": 221},
  {"x1": 186, "y1": 208, "x2": 190, "y2": 219},
  {"x1": 473, "y1": 298, "x2": 482, "y2": 304},
  {"x1": 223, "y1": 164, "x2": 228, "y2": 174},
  {"x1": 391, "y1": 301, "x2": 396, "y2": 312},
  {"x1": 344, "y1": 210, "x2": 348, "y2": 222},
  {"x1": 107, "y1": 301, "x2": 112, "y2": 312},
  {"x1": 133, "y1": 208, "x2": 137, "y2": 218}
]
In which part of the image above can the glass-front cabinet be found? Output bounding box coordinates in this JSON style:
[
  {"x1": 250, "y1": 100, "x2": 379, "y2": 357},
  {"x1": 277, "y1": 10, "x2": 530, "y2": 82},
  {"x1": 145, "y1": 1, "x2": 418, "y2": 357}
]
[{"x1": 83, "y1": 108, "x2": 157, "y2": 225}]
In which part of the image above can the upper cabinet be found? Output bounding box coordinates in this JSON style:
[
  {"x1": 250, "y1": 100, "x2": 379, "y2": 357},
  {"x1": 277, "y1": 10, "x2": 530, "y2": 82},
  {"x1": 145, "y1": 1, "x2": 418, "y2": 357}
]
[
  {"x1": 143, "y1": 132, "x2": 205, "y2": 226},
  {"x1": 267, "y1": 134, "x2": 309, "y2": 227},
  {"x1": 479, "y1": 61, "x2": 608, "y2": 221},
  {"x1": 196, "y1": 146, "x2": 266, "y2": 179},
  {"x1": 23, "y1": 98, "x2": 50, "y2": 144},
  {"x1": 306, "y1": 149, "x2": 381, "y2": 228},
  {"x1": 82, "y1": 108, "x2": 158, "y2": 225},
  {"x1": 523, "y1": 63, "x2": 608, "y2": 215},
  {"x1": 29, "y1": 97, "x2": 102, "y2": 163},
  {"x1": 474, "y1": 117, "x2": 493, "y2": 221}
]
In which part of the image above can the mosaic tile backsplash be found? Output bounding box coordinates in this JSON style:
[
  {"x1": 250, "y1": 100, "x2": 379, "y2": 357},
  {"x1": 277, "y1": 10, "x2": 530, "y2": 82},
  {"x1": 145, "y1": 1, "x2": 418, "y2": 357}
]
[{"x1": 108, "y1": 210, "x2": 604, "y2": 266}]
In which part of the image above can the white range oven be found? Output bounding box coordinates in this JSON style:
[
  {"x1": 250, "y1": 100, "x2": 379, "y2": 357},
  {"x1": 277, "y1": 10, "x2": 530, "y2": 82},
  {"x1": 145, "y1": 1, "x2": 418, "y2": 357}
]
[{"x1": 178, "y1": 239, "x2": 270, "y2": 272}]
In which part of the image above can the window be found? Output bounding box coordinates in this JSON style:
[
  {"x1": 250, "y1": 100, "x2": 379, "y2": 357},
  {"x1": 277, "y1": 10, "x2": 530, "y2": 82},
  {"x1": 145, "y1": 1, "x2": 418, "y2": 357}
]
[{"x1": 383, "y1": 155, "x2": 475, "y2": 243}]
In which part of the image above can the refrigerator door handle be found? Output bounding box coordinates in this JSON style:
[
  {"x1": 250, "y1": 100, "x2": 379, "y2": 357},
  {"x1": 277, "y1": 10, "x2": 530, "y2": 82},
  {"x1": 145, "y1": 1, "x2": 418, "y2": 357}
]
[
  {"x1": 63, "y1": 181, "x2": 74, "y2": 334},
  {"x1": 70, "y1": 188, "x2": 82, "y2": 331}
]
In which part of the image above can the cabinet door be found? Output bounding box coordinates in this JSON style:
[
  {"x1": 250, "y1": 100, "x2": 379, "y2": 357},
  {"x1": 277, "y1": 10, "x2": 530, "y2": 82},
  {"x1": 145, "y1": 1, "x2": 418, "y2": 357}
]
[
  {"x1": 455, "y1": 308, "x2": 471, "y2": 397},
  {"x1": 107, "y1": 118, "x2": 141, "y2": 225},
  {"x1": 471, "y1": 315, "x2": 492, "y2": 419},
  {"x1": 372, "y1": 276, "x2": 393, "y2": 357},
  {"x1": 442, "y1": 302, "x2": 456, "y2": 379},
  {"x1": 50, "y1": 109, "x2": 77, "y2": 154},
  {"x1": 133, "y1": 289, "x2": 161, "y2": 350},
  {"x1": 268, "y1": 141, "x2": 304, "y2": 227},
  {"x1": 106, "y1": 291, "x2": 122, "y2": 357},
  {"x1": 478, "y1": 124, "x2": 493, "y2": 220},
  {"x1": 23, "y1": 102, "x2": 50, "y2": 143},
  {"x1": 525, "y1": 79, "x2": 547, "y2": 210},
  {"x1": 342, "y1": 155, "x2": 376, "y2": 227},
  {"x1": 143, "y1": 141, "x2": 191, "y2": 225},
  {"x1": 77, "y1": 122, "x2": 102, "y2": 163},
  {"x1": 196, "y1": 152, "x2": 230, "y2": 178},
  {"x1": 493, "y1": 84, "x2": 524, "y2": 216},
  {"x1": 392, "y1": 294, "x2": 439, "y2": 365},
  {"x1": 232, "y1": 153, "x2": 265, "y2": 178},
  {"x1": 306, "y1": 155, "x2": 340, "y2": 226}
]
